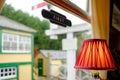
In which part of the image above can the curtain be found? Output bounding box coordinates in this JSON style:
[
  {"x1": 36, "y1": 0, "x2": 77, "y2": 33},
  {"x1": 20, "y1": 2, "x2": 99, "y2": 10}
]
[
  {"x1": 91, "y1": 0, "x2": 110, "y2": 80},
  {"x1": 91, "y1": 0, "x2": 110, "y2": 43}
]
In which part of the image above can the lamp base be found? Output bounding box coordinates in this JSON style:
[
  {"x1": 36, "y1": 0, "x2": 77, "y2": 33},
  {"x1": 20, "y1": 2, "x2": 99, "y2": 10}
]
[{"x1": 92, "y1": 72, "x2": 100, "y2": 80}]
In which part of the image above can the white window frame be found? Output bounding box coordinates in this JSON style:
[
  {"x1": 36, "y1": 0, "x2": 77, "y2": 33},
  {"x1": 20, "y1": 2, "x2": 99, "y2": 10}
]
[{"x1": 2, "y1": 32, "x2": 32, "y2": 53}]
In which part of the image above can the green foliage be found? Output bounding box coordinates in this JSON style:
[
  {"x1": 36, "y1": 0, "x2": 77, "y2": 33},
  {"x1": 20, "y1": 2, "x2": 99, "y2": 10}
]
[
  {"x1": 1, "y1": 4, "x2": 15, "y2": 18},
  {"x1": 76, "y1": 32, "x2": 91, "y2": 55},
  {"x1": 77, "y1": 32, "x2": 90, "y2": 48},
  {"x1": 0, "y1": 4, "x2": 62, "y2": 50}
]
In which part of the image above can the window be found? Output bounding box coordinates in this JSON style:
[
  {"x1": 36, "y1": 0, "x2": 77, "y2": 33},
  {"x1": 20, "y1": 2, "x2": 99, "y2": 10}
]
[
  {"x1": 19, "y1": 36, "x2": 31, "y2": 51},
  {"x1": 2, "y1": 32, "x2": 31, "y2": 53},
  {"x1": 2, "y1": 33, "x2": 18, "y2": 51},
  {"x1": 0, "y1": 67, "x2": 17, "y2": 80}
]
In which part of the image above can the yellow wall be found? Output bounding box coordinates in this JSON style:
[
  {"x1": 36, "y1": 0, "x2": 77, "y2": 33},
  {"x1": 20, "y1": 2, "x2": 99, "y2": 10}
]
[
  {"x1": 51, "y1": 60, "x2": 62, "y2": 76},
  {"x1": 19, "y1": 65, "x2": 32, "y2": 80},
  {"x1": 2, "y1": 29, "x2": 32, "y2": 36},
  {"x1": 0, "y1": 54, "x2": 32, "y2": 63}
]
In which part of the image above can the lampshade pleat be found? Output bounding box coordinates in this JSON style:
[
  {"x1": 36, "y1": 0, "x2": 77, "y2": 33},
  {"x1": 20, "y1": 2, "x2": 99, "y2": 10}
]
[{"x1": 74, "y1": 39, "x2": 116, "y2": 70}]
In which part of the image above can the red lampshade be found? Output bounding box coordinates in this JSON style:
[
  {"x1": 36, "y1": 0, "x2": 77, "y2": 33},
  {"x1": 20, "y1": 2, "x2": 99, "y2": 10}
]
[{"x1": 74, "y1": 39, "x2": 116, "y2": 70}]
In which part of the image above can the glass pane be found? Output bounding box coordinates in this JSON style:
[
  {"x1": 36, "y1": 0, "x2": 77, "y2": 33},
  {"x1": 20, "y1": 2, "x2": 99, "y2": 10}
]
[{"x1": 19, "y1": 43, "x2": 24, "y2": 50}]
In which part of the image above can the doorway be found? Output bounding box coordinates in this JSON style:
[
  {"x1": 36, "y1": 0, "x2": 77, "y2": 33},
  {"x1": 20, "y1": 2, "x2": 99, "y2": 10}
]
[{"x1": 38, "y1": 59, "x2": 43, "y2": 76}]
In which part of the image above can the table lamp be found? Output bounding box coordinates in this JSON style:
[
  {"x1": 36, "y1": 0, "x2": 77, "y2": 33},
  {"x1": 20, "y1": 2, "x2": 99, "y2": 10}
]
[{"x1": 74, "y1": 39, "x2": 116, "y2": 80}]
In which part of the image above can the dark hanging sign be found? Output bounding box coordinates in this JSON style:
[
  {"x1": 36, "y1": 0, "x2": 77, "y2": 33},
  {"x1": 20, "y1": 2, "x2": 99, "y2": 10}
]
[{"x1": 42, "y1": 9, "x2": 72, "y2": 27}]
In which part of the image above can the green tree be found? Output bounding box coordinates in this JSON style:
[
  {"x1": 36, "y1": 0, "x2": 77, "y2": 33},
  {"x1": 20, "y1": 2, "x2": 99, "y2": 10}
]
[
  {"x1": 0, "y1": 4, "x2": 62, "y2": 50},
  {"x1": 76, "y1": 32, "x2": 91, "y2": 55}
]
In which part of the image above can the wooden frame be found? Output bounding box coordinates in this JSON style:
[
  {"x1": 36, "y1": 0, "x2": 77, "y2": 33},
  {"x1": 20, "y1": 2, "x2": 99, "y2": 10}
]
[{"x1": 44, "y1": 0, "x2": 91, "y2": 23}]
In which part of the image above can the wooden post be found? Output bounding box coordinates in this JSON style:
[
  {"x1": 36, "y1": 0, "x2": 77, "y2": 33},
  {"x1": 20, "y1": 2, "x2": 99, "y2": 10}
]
[{"x1": 0, "y1": 0, "x2": 6, "y2": 12}]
